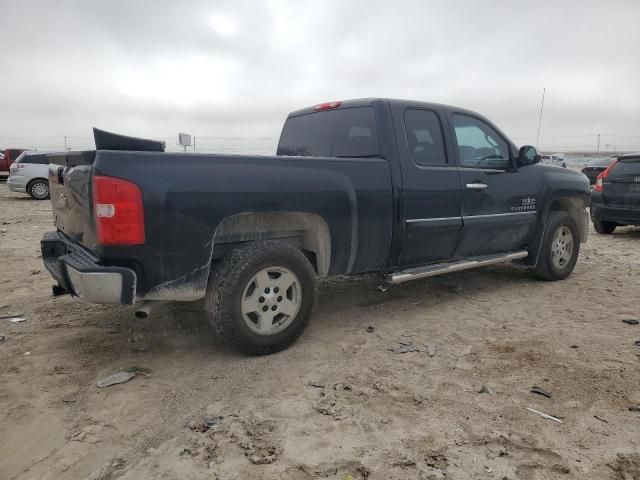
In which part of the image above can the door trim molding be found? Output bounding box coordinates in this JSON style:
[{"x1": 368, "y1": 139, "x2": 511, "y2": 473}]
[
  {"x1": 406, "y1": 211, "x2": 536, "y2": 224},
  {"x1": 464, "y1": 211, "x2": 537, "y2": 219},
  {"x1": 405, "y1": 216, "x2": 462, "y2": 224}
]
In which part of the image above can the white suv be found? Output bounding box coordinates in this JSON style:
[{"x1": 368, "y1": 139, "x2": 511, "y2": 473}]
[{"x1": 8, "y1": 151, "x2": 51, "y2": 199}]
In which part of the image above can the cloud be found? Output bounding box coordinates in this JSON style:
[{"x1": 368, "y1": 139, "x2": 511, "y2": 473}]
[{"x1": 1, "y1": 0, "x2": 639, "y2": 152}]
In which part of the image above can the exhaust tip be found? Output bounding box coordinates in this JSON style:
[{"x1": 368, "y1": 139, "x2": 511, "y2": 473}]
[{"x1": 134, "y1": 310, "x2": 148, "y2": 319}]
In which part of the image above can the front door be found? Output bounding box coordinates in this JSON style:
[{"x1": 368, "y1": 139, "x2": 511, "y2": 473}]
[
  {"x1": 393, "y1": 107, "x2": 463, "y2": 266},
  {"x1": 450, "y1": 113, "x2": 538, "y2": 257}
]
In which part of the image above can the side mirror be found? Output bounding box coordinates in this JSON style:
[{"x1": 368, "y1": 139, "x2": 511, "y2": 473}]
[{"x1": 518, "y1": 145, "x2": 540, "y2": 166}]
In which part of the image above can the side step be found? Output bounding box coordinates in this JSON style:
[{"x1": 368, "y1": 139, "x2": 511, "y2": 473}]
[{"x1": 388, "y1": 251, "x2": 528, "y2": 285}]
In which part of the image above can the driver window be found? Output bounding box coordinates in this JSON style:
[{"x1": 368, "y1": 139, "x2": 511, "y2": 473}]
[{"x1": 452, "y1": 114, "x2": 510, "y2": 169}]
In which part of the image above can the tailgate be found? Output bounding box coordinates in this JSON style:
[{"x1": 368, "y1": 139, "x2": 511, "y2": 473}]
[
  {"x1": 603, "y1": 158, "x2": 640, "y2": 208},
  {"x1": 47, "y1": 151, "x2": 97, "y2": 248}
]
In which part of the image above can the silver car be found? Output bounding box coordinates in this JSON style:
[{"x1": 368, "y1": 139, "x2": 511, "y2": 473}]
[{"x1": 8, "y1": 151, "x2": 51, "y2": 199}]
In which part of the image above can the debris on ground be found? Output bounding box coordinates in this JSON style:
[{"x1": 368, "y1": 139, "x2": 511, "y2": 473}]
[
  {"x1": 425, "y1": 453, "x2": 449, "y2": 469},
  {"x1": 377, "y1": 285, "x2": 388, "y2": 292},
  {"x1": 452, "y1": 286, "x2": 464, "y2": 294},
  {"x1": 125, "y1": 366, "x2": 152, "y2": 377},
  {"x1": 594, "y1": 415, "x2": 609, "y2": 423},
  {"x1": 425, "y1": 342, "x2": 437, "y2": 357},
  {"x1": 1, "y1": 314, "x2": 25, "y2": 321},
  {"x1": 634, "y1": 340, "x2": 640, "y2": 347},
  {"x1": 0, "y1": 334, "x2": 5, "y2": 344},
  {"x1": 366, "y1": 326, "x2": 375, "y2": 333},
  {"x1": 622, "y1": 319, "x2": 639, "y2": 325},
  {"x1": 629, "y1": 405, "x2": 640, "y2": 412},
  {"x1": 570, "y1": 345, "x2": 579, "y2": 348},
  {"x1": 96, "y1": 371, "x2": 136, "y2": 388},
  {"x1": 187, "y1": 416, "x2": 224, "y2": 433},
  {"x1": 477, "y1": 385, "x2": 491, "y2": 394},
  {"x1": 531, "y1": 386, "x2": 552, "y2": 398},
  {"x1": 526, "y1": 407, "x2": 563, "y2": 423},
  {"x1": 388, "y1": 343, "x2": 421, "y2": 354},
  {"x1": 68, "y1": 424, "x2": 106, "y2": 444}
]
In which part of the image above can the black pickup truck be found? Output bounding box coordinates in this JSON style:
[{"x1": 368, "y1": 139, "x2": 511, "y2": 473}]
[{"x1": 41, "y1": 98, "x2": 590, "y2": 354}]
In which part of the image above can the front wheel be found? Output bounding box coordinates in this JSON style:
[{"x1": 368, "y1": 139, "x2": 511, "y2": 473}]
[
  {"x1": 28, "y1": 180, "x2": 50, "y2": 200},
  {"x1": 593, "y1": 220, "x2": 616, "y2": 234},
  {"x1": 533, "y1": 211, "x2": 580, "y2": 281},
  {"x1": 206, "y1": 241, "x2": 318, "y2": 355}
]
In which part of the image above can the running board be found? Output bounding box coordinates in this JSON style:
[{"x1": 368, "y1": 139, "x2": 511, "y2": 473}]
[{"x1": 388, "y1": 251, "x2": 528, "y2": 284}]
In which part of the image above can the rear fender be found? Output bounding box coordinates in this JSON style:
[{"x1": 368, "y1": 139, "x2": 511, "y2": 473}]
[{"x1": 211, "y1": 212, "x2": 332, "y2": 277}]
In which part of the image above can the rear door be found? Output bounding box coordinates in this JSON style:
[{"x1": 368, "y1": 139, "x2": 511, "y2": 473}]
[
  {"x1": 450, "y1": 113, "x2": 538, "y2": 257},
  {"x1": 603, "y1": 156, "x2": 640, "y2": 208},
  {"x1": 391, "y1": 105, "x2": 463, "y2": 266}
]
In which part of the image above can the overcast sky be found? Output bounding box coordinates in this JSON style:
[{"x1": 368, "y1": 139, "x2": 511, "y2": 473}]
[{"x1": 1, "y1": 0, "x2": 639, "y2": 152}]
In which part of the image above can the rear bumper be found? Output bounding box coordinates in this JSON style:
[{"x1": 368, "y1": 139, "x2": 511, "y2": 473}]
[
  {"x1": 590, "y1": 202, "x2": 640, "y2": 225},
  {"x1": 40, "y1": 231, "x2": 136, "y2": 304},
  {"x1": 7, "y1": 175, "x2": 27, "y2": 193}
]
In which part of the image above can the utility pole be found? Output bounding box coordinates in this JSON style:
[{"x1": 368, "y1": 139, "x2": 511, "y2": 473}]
[
  {"x1": 535, "y1": 88, "x2": 546, "y2": 149},
  {"x1": 596, "y1": 134, "x2": 600, "y2": 153},
  {"x1": 64, "y1": 136, "x2": 68, "y2": 151},
  {"x1": 193, "y1": 136, "x2": 196, "y2": 153}
]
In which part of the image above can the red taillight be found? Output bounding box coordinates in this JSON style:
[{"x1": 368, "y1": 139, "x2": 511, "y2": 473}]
[
  {"x1": 594, "y1": 160, "x2": 617, "y2": 192},
  {"x1": 92, "y1": 175, "x2": 145, "y2": 245},
  {"x1": 314, "y1": 101, "x2": 341, "y2": 111}
]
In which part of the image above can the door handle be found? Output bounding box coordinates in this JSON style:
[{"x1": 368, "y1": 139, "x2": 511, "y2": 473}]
[{"x1": 466, "y1": 183, "x2": 488, "y2": 190}]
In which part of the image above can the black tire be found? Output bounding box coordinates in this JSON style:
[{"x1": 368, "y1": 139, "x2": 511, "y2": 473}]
[
  {"x1": 27, "y1": 179, "x2": 50, "y2": 200},
  {"x1": 593, "y1": 220, "x2": 616, "y2": 234},
  {"x1": 205, "y1": 241, "x2": 317, "y2": 355},
  {"x1": 533, "y1": 211, "x2": 580, "y2": 281}
]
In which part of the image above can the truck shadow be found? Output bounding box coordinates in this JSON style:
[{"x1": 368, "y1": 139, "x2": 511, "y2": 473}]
[{"x1": 50, "y1": 264, "x2": 540, "y2": 360}]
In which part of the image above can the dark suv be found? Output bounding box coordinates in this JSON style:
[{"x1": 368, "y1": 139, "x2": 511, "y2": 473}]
[
  {"x1": 581, "y1": 157, "x2": 617, "y2": 185},
  {"x1": 590, "y1": 153, "x2": 640, "y2": 233}
]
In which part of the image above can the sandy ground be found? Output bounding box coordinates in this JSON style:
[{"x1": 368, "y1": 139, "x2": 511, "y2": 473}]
[{"x1": 1, "y1": 182, "x2": 640, "y2": 480}]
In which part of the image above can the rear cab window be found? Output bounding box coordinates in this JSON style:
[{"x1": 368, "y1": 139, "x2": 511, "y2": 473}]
[{"x1": 277, "y1": 107, "x2": 379, "y2": 158}]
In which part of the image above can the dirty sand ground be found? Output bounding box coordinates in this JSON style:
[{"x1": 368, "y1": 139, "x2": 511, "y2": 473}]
[{"x1": 1, "y1": 182, "x2": 639, "y2": 480}]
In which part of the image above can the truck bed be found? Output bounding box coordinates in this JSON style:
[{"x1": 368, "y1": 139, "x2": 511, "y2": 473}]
[{"x1": 48, "y1": 150, "x2": 394, "y2": 300}]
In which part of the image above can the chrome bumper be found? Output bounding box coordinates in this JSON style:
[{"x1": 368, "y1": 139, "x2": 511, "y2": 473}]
[{"x1": 41, "y1": 231, "x2": 137, "y2": 305}]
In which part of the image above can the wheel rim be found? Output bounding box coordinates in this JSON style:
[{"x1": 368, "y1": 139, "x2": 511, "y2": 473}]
[
  {"x1": 31, "y1": 182, "x2": 49, "y2": 199},
  {"x1": 551, "y1": 225, "x2": 574, "y2": 269},
  {"x1": 241, "y1": 266, "x2": 301, "y2": 336}
]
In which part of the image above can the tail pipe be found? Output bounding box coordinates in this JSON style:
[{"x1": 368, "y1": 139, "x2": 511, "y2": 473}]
[{"x1": 134, "y1": 301, "x2": 166, "y2": 319}]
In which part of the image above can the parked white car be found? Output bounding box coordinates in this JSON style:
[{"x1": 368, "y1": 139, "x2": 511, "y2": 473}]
[
  {"x1": 7, "y1": 151, "x2": 51, "y2": 199},
  {"x1": 540, "y1": 153, "x2": 567, "y2": 168}
]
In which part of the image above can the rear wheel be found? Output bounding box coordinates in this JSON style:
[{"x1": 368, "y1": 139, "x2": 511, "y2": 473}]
[
  {"x1": 533, "y1": 211, "x2": 580, "y2": 281},
  {"x1": 205, "y1": 241, "x2": 317, "y2": 355},
  {"x1": 593, "y1": 220, "x2": 616, "y2": 234},
  {"x1": 28, "y1": 179, "x2": 50, "y2": 200}
]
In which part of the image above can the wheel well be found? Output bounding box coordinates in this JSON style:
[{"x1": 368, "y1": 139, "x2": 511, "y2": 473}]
[
  {"x1": 548, "y1": 197, "x2": 588, "y2": 242},
  {"x1": 211, "y1": 212, "x2": 331, "y2": 276}
]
